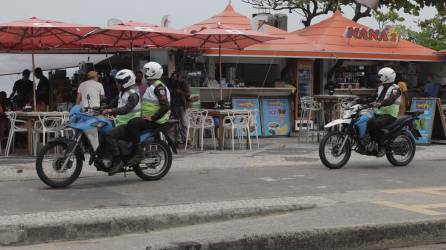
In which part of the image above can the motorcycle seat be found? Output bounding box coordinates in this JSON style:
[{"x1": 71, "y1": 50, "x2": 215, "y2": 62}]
[
  {"x1": 141, "y1": 119, "x2": 179, "y2": 134},
  {"x1": 405, "y1": 111, "x2": 422, "y2": 117},
  {"x1": 380, "y1": 116, "x2": 412, "y2": 134}
]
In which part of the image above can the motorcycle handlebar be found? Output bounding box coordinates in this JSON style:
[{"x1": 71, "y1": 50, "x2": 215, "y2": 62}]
[{"x1": 83, "y1": 106, "x2": 104, "y2": 115}]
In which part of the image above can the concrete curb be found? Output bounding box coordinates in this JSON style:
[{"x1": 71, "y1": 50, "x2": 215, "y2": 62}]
[
  {"x1": 151, "y1": 219, "x2": 446, "y2": 250},
  {"x1": 0, "y1": 197, "x2": 320, "y2": 246}
]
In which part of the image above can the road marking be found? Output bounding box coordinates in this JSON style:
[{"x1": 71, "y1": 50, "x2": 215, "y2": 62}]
[
  {"x1": 259, "y1": 177, "x2": 277, "y2": 182},
  {"x1": 382, "y1": 187, "x2": 446, "y2": 194},
  {"x1": 414, "y1": 203, "x2": 446, "y2": 209},
  {"x1": 373, "y1": 201, "x2": 445, "y2": 216}
]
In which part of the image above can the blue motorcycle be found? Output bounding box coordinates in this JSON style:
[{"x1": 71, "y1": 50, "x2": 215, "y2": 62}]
[
  {"x1": 36, "y1": 105, "x2": 177, "y2": 188},
  {"x1": 319, "y1": 101, "x2": 421, "y2": 169}
]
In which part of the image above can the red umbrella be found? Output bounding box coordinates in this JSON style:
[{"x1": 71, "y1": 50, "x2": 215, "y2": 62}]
[
  {"x1": 0, "y1": 17, "x2": 98, "y2": 109},
  {"x1": 169, "y1": 23, "x2": 282, "y2": 83},
  {"x1": 77, "y1": 21, "x2": 190, "y2": 68}
]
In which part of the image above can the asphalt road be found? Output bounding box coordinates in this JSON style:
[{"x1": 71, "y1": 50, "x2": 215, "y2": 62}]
[
  {"x1": 1, "y1": 156, "x2": 445, "y2": 216},
  {"x1": 2, "y1": 140, "x2": 446, "y2": 249}
]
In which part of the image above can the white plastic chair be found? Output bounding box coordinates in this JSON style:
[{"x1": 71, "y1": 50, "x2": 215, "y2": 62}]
[
  {"x1": 5, "y1": 112, "x2": 28, "y2": 156},
  {"x1": 32, "y1": 113, "x2": 65, "y2": 155},
  {"x1": 185, "y1": 109, "x2": 216, "y2": 151},
  {"x1": 222, "y1": 110, "x2": 251, "y2": 151}
]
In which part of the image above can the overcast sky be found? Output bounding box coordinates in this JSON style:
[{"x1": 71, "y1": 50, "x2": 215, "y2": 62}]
[{"x1": 0, "y1": 0, "x2": 437, "y2": 93}]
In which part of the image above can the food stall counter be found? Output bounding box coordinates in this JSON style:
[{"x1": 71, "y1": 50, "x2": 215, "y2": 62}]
[{"x1": 193, "y1": 87, "x2": 296, "y2": 102}]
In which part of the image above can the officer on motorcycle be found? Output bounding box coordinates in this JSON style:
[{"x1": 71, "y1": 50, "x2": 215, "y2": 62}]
[
  {"x1": 367, "y1": 67, "x2": 401, "y2": 157},
  {"x1": 102, "y1": 69, "x2": 141, "y2": 175},
  {"x1": 126, "y1": 62, "x2": 171, "y2": 164}
]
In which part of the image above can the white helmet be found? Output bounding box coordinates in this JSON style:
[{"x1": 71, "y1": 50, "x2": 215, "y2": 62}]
[
  {"x1": 115, "y1": 69, "x2": 136, "y2": 89},
  {"x1": 378, "y1": 67, "x2": 396, "y2": 84},
  {"x1": 143, "y1": 62, "x2": 163, "y2": 80}
]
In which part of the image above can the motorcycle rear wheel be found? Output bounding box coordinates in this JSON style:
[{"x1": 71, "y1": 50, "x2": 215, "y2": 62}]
[
  {"x1": 319, "y1": 131, "x2": 352, "y2": 169},
  {"x1": 133, "y1": 140, "x2": 172, "y2": 181},
  {"x1": 36, "y1": 140, "x2": 83, "y2": 188},
  {"x1": 386, "y1": 132, "x2": 416, "y2": 167}
]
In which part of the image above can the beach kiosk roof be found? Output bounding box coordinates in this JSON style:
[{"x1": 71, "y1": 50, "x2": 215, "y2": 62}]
[
  {"x1": 202, "y1": 8, "x2": 441, "y2": 62},
  {"x1": 184, "y1": 3, "x2": 252, "y2": 32}
]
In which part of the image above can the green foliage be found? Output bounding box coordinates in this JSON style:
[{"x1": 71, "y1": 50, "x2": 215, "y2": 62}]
[
  {"x1": 243, "y1": 0, "x2": 446, "y2": 26},
  {"x1": 395, "y1": 12, "x2": 446, "y2": 51},
  {"x1": 373, "y1": 9, "x2": 405, "y2": 29}
]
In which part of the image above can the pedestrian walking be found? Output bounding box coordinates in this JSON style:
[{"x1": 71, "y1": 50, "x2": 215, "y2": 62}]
[
  {"x1": 167, "y1": 71, "x2": 190, "y2": 144},
  {"x1": 76, "y1": 71, "x2": 105, "y2": 108}
]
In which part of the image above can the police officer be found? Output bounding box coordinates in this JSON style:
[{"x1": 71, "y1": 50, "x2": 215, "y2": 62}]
[
  {"x1": 367, "y1": 67, "x2": 401, "y2": 157},
  {"x1": 102, "y1": 69, "x2": 141, "y2": 175},
  {"x1": 126, "y1": 62, "x2": 171, "y2": 164}
]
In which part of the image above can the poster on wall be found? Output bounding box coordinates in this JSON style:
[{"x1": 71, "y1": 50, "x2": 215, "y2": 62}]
[
  {"x1": 410, "y1": 98, "x2": 446, "y2": 144},
  {"x1": 232, "y1": 98, "x2": 262, "y2": 136},
  {"x1": 262, "y1": 98, "x2": 291, "y2": 136}
]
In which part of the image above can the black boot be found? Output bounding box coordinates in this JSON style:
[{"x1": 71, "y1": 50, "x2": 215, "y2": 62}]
[
  {"x1": 376, "y1": 139, "x2": 386, "y2": 158},
  {"x1": 108, "y1": 157, "x2": 124, "y2": 176},
  {"x1": 128, "y1": 144, "x2": 144, "y2": 165}
]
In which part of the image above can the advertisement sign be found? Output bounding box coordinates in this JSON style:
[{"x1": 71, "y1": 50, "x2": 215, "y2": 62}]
[
  {"x1": 410, "y1": 98, "x2": 436, "y2": 144},
  {"x1": 262, "y1": 98, "x2": 291, "y2": 136},
  {"x1": 232, "y1": 98, "x2": 262, "y2": 136},
  {"x1": 344, "y1": 26, "x2": 399, "y2": 43}
]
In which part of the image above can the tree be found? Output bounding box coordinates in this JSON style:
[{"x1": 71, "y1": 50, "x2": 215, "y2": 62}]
[
  {"x1": 373, "y1": 9, "x2": 405, "y2": 29},
  {"x1": 242, "y1": 0, "x2": 371, "y2": 27},
  {"x1": 242, "y1": 0, "x2": 446, "y2": 27},
  {"x1": 396, "y1": 12, "x2": 446, "y2": 51}
]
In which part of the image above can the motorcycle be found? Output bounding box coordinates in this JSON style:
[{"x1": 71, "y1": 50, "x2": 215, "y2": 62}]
[
  {"x1": 36, "y1": 105, "x2": 177, "y2": 188},
  {"x1": 319, "y1": 101, "x2": 422, "y2": 169}
]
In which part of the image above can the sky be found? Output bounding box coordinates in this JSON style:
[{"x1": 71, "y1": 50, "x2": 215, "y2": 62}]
[{"x1": 0, "y1": 0, "x2": 438, "y2": 93}]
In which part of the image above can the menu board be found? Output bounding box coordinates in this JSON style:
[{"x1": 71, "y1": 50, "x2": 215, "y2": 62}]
[
  {"x1": 262, "y1": 98, "x2": 291, "y2": 136},
  {"x1": 232, "y1": 98, "x2": 262, "y2": 136},
  {"x1": 410, "y1": 98, "x2": 446, "y2": 144}
]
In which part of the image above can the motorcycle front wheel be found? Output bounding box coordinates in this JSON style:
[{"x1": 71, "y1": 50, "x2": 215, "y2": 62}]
[
  {"x1": 386, "y1": 132, "x2": 416, "y2": 167},
  {"x1": 319, "y1": 131, "x2": 352, "y2": 169},
  {"x1": 36, "y1": 140, "x2": 83, "y2": 188},
  {"x1": 133, "y1": 140, "x2": 172, "y2": 181}
]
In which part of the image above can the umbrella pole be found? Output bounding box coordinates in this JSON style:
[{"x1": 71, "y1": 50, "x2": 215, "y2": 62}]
[
  {"x1": 32, "y1": 36, "x2": 37, "y2": 111},
  {"x1": 219, "y1": 44, "x2": 222, "y2": 101},
  {"x1": 131, "y1": 45, "x2": 134, "y2": 70}
]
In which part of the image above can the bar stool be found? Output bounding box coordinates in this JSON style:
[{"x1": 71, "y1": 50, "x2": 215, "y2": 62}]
[
  {"x1": 299, "y1": 97, "x2": 325, "y2": 142},
  {"x1": 248, "y1": 110, "x2": 260, "y2": 149}
]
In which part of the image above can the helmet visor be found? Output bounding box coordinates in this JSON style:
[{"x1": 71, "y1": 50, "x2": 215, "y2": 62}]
[{"x1": 115, "y1": 76, "x2": 130, "y2": 86}]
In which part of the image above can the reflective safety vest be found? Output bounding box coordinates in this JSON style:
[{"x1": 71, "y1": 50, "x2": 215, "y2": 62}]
[
  {"x1": 375, "y1": 84, "x2": 401, "y2": 118},
  {"x1": 141, "y1": 80, "x2": 171, "y2": 124},
  {"x1": 115, "y1": 88, "x2": 141, "y2": 127}
]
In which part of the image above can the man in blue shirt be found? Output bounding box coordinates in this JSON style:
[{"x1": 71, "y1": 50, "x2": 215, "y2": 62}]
[{"x1": 424, "y1": 76, "x2": 441, "y2": 98}]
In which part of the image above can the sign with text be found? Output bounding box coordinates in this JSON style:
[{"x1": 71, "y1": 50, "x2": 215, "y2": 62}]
[
  {"x1": 262, "y1": 98, "x2": 291, "y2": 137},
  {"x1": 410, "y1": 98, "x2": 446, "y2": 144},
  {"x1": 344, "y1": 26, "x2": 399, "y2": 43}
]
